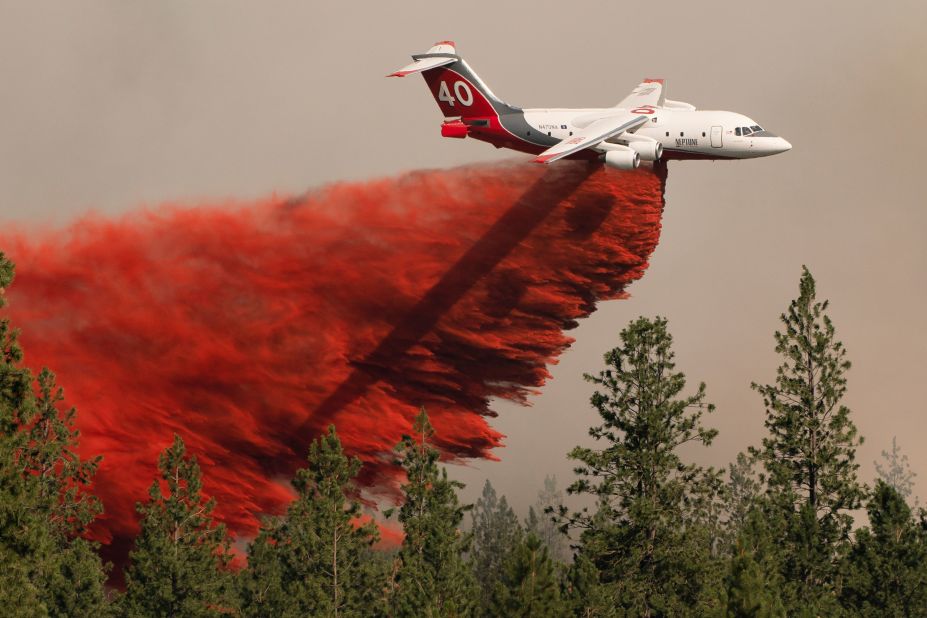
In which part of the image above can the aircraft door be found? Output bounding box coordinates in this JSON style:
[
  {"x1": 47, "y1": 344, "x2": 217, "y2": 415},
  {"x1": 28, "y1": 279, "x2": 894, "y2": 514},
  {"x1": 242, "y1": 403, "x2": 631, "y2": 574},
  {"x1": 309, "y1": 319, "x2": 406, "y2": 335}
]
[{"x1": 710, "y1": 126, "x2": 723, "y2": 148}]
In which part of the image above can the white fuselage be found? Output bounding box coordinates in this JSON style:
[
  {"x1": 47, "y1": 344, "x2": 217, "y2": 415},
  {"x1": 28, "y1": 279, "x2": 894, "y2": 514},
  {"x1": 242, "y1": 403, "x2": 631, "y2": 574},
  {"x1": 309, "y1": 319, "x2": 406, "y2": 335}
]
[{"x1": 520, "y1": 107, "x2": 791, "y2": 160}]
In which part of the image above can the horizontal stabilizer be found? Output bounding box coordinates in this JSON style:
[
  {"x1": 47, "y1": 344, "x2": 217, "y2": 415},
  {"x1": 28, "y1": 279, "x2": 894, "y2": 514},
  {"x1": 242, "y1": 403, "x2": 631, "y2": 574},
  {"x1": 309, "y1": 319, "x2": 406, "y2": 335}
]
[{"x1": 388, "y1": 41, "x2": 458, "y2": 77}]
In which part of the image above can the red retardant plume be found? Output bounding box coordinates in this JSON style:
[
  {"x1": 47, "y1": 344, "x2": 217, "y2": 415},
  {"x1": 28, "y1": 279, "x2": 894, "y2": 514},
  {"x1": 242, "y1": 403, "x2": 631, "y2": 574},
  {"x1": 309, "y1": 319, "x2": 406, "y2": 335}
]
[{"x1": 0, "y1": 161, "x2": 666, "y2": 564}]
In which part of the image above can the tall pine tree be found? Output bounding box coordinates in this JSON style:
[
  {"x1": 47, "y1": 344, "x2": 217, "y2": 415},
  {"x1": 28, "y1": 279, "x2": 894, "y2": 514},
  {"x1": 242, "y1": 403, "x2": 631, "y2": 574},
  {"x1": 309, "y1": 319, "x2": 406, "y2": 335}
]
[
  {"x1": 750, "y1": 267, "x2": 864, "y2": 613},
  {"x1": 562, "y1": 552, "x2": 612, "y2": 618},
  {"x1": 469, "y1": 479, "x2": 522, "y2": 616},
  {"x1": 237, "y1": 523, "x2": 288, "y2": 617},
  {"x1": 840, "y1": 480, "x2": 927, "y2": 616},
  {"x1": 390, "y1": 408, "x2": 476, "y2": 617},
  {"x1": 237, "y1": 425, "x2": 379, "y2": 617},
  {"x1": 491, "y1": 532, "x2": 567, "y2": 618},
  {"x1": 724, "y1": 508, "x2": 786, "y2": 618},
  {"x1": 557, "y1": 316, "x2": 723, "y2": 617},
  {"x1": 0, "y1": 252, "x2": 109, "y2": 616},
  {"x1": 123, "y1": 434, "x2": 233, "y2": 617}
]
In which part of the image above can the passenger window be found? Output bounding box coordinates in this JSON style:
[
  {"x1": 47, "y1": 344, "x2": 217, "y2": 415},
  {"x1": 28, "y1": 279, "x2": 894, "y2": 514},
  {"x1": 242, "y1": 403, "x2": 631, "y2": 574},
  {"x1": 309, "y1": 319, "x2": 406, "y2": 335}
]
[
  {"x1": 680, "y1": 132, "x2": 684, "y2": 137},
  {"x1": 702, "y1": 132, "x2": 706, "y2": 137},
  {"x1": 665, "y1": 131, "x2": 669, "y2": 136},
  {"x1": 735, "y1": 127, "x2": 742, "y2": 136}
]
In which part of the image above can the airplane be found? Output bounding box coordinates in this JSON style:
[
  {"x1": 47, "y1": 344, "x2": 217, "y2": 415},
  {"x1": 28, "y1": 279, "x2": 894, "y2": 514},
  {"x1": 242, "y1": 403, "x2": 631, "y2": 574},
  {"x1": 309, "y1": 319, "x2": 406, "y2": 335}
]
[{"x1": 389, "y1": 41, "x2": 791, "y2": 168}]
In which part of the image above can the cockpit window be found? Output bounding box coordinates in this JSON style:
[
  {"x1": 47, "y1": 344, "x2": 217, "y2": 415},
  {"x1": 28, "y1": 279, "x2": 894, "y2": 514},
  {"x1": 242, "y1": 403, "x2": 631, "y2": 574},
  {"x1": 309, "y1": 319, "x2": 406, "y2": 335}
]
[{"x1": 736, "y1": 125, "x2": 765, "y2": 136}]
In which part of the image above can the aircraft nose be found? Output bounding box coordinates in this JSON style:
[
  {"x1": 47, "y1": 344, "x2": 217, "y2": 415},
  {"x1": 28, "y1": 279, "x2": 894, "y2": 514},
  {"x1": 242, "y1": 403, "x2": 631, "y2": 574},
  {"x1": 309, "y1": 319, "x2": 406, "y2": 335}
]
[{"x1": 776, "y1": 137, "x2": 792, "y2": 153}]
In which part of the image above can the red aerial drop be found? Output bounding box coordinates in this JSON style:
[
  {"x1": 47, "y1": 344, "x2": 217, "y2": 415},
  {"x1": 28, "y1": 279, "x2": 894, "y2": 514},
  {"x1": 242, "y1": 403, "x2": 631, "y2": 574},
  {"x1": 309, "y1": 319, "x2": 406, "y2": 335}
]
[{"x1": 0, "y1": 160, "x2": 666, "y2": 562}]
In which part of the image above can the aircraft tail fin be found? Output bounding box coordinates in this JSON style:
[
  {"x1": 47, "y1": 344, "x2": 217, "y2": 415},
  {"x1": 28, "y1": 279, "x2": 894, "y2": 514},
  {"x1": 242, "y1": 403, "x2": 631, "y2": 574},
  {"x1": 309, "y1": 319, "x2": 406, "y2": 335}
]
[{"x1": 389, "y1": 41, "x2": 519, "y2": 119}]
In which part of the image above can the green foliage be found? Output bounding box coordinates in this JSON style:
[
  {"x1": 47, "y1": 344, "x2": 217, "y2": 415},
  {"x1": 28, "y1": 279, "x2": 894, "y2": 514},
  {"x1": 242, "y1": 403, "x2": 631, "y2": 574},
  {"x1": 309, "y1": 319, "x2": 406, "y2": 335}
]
[
  {"x1": 725, "y1": 508, "x2": 785, "y2": 617},
  {"x1": 750, "y1": 266, "x2": 864, "y2": 612},
  {"x1": 6, "y1": 249, "x2": 927, "y2": 618},
  {"x1": 840, "y1": 481, "x2": 927, "y2": 616},
  {"x1": 491, "y1": 532, "x2": 567, "y2": 617},
  {"x1": 237, "y1": 525, "x2": 288, "y2": 615},
  {"x1": 557, "y1": 316, "x2": 723, "y2": 616},
  {"x1": 237, "y1": 425, "x2": 380, "y2": 617},
  {"x1": 0, "y1": 252, "x2": 109, "y2": 617},
  {"x1": 123, "y1": 434, "x2": 233, "y2": 617},
  {"x1": 351, "y1": 546, "x2": 397, "y2": 617},
  {"x1": 562, "y1": 552, "x2": 612, "y2": 617},
  {"x1": 390, "y1": 408, "x2": 476, "y2": 617},
  {"x1": 723, "y1": 453, "x2": 762, "y2": 549},
  {"x1": 469, "y1": 479, "x2": 522, "y2": 615}
]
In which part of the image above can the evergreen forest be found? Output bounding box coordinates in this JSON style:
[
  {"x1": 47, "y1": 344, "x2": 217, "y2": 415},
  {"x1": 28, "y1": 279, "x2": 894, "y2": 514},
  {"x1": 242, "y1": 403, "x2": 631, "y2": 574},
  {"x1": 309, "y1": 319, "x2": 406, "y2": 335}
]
[{"x1": 1, "y1": 251, "x2": 924, "y2": 617}]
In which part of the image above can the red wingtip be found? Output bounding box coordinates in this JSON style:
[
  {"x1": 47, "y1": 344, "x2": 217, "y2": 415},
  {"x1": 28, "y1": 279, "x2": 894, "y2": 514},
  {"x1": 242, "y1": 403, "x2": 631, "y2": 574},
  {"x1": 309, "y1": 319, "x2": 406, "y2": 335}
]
[
  {"x1": 534, "y1": 155, "x2": 553, "y2": 164},
  {"x1": 387, "y1": 70, "x2": 410, "y2": 77},
  {"x1": 643, "y1": 78, "x2": 664, "y2": 84},
  {"x1": 435, "y1": 40, "x2": 456, "y2": 48}
]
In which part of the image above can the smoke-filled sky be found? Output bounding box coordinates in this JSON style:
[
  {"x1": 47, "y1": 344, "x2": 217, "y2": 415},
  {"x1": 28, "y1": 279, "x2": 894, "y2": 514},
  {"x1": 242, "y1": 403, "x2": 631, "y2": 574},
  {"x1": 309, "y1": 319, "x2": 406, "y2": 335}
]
[{"x1": 1, "y1": 0, "x2": 926, "y2": 519}]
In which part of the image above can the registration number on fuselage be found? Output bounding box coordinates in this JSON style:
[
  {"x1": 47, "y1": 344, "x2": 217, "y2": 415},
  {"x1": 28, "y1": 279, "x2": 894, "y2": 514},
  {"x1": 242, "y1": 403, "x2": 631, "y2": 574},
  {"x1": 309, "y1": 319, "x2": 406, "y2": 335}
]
[{"x1": 676, "y1": 138, "x2": 698, "y2": 147}]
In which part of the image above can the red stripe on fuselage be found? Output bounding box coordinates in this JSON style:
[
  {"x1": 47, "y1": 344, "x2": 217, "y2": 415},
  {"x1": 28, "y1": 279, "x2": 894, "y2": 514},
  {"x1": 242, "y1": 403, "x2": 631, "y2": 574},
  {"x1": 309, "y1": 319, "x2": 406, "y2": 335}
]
[{"x1": 660, "y1": 148, "x2": 739, "y2": 161}]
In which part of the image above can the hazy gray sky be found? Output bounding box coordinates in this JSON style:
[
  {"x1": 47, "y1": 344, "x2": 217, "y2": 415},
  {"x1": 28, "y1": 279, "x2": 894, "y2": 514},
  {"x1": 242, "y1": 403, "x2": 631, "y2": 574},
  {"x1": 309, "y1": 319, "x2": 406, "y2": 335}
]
[{"x1": 1, "y1": 1, "x2": 925, "y2": 514}]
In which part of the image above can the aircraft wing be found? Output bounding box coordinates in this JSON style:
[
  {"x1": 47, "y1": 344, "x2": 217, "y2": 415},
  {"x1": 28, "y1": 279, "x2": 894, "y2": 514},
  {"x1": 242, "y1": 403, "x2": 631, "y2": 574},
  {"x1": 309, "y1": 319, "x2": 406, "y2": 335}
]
[
  {"x1": 534, "y1": 113, "x2": 647, "y2": 164},
  {"x1": 615, "y1": 78, "x2": 666, "y2": 109}
]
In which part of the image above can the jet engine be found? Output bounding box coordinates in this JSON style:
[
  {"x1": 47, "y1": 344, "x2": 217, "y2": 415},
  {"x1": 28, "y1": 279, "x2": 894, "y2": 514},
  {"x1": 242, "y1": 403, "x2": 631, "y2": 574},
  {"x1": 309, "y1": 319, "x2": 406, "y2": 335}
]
[
  {"x1": 609, "y1": 133, "x2": 663, "y2": 161},
  {"x1": 628, "y1": 140, "x2": 663, "y2": 161},
  {"x1": 603, "y1": 149, "x2": 640, "y2": 170}
]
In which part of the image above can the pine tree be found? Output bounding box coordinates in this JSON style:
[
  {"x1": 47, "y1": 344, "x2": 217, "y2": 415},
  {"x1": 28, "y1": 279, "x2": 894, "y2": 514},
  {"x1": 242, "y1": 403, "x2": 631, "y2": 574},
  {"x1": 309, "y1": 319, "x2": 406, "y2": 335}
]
[
  {"x1": 721, "y1": 452, "x2": 762, "y2": 554},
  {"x1": 123, "y1": 434, "x2": 233, "y2": 617},
  {"x1": 557, "y1": 317, "x2": 723, "y2": 617},
  {"x1": 469, "y1": 479, "x2": 522, "y2": 615},
  {"x1": 750, "y1": 266, "x2": 865, "y2": 612},
  {"x1": 725, "y1": 509, "x2": 786, "y2": 618},
  {"x1": 237, "y1": 425, "x2": 380, "y2": 617},
  {"x1": 391, "y1": 408, "x2": 476, "y2": 617},
  {"x1": 0, "y1": 252, "x2": 109, "y2": 616},
  {"x1": 727, "y1": 454, "x2": 761, "y2": 536},
  {"x1": 528, "y1": 476, "x2": 570, "y2": 563},
  {"x1": 562, "y1": 552, "x2": 611, "y2": 618},
  {"x1": 352, "y1": 546, "x2": 396, "y2": 618},
  {"x1": 840, "y1": 480, "x2": 927, "y2": 616},
  {"x1": 875, "y1": 436, "x2": 917, "y2": 504},
  {"x1": 491, "y1": 532, "x2": 567, "y2": 618},
  {"x1": 237, "y1": 520, "x2": 291, "y2": 617}
]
